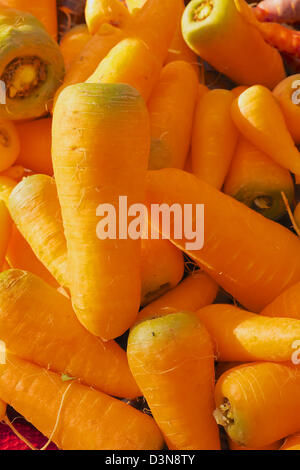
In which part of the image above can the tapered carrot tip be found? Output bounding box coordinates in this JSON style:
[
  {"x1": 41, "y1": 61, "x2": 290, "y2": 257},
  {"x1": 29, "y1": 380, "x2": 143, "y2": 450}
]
[
  {"x1": 231, "y1": 85, "x2": 300, "y2": 175},
  {"x1": 128, "y1": 312, "x2": 220, "y2": 450}
]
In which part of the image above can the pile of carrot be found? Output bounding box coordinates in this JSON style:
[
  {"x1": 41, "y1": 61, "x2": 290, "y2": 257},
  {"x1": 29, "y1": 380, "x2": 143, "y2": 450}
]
[{"x1": 2, "y1": 0, "x2": 300, "y2": 451}]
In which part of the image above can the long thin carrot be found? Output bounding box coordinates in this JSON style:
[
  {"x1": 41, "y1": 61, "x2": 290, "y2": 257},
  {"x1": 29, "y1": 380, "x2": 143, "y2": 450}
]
[
  {"x1": 6, "y1": 227, "x2": 59, "y2": 288},
  {"x1": 145, "y1": 168, "x2": 300, "y2": 312},
  {"x1": 224, "y1": 137, "x2": 295, "y2": 220},
  {"x1": 0, "y1": 201, "x2": 11, "y2": 270},
  {"x1": 141, "y1": 237, "x2": 184, "y2": 306},
  {"x1": 53, "y1": 83, "x2": 150, "y2": 340},
  {"x1": 214, "y1": 362, "x2": 300, "y2": 448},
  {"x1": 281, "y1": 433, "x2": 300, "y2": 450},
  {"x1": 182, "y1": 0, "x2": 286, "y2": 88},
  {"x1": 0, "y1": 353, "x2": 163, "y2": 450},
  {"x1": 0, "y1": 0, "x2": 58, "y2": 39},
  {"x1": 60, "y1": 24, "x2": 91, "y2": 71},
  {"x1": 15, "y1": 118, "x2": 53, "y2": 175},
  {"x1": 137, "y1": 271, "x2": 218, "y2": 323},
  {"x1": 128, "y1": 312, "x2": 220, "y2": 450},
  {"x1": 231, "y1": 85, "x2": 300, "y2": 175},
  {"x1": 191, "y1": 89, "x2": 238, "y2": 189},
  {"x1": 273, "y1": 74, "x2": 300, "y2": 145},
  {"x1": 86, "y1": 37, "x2": 161, "y2": 102},
  {"x1": 0, "y1": 269, "x2": 140, "y2": 399},
  {"x1": 85, "y1": 0, "x2": 131, "y2": 34},
  {"x1": 9, "y1": 175, "x2": 69, "y2": 289},
  {"x1": 196, "y1": 303, "x2": 300, "y2": 362},
  {"x1": 148, "y1": 61, "x2": 198, "y2": 170}
]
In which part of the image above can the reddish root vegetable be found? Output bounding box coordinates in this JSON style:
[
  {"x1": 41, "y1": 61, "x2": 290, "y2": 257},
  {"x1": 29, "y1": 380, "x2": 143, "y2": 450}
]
[{"x1": 254, "y1": 0, "x2": 300, "y2": 24}]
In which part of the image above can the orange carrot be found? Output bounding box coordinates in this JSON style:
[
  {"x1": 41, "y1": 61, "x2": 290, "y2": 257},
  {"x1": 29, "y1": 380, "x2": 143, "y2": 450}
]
[
  {"x1": 85, "y1": 0, "x2": 131, "y2": 34},
  {"x1": 0, "y1": 120, "x2": 20, "y2": 173},
  {"x1": 273, "y1": 74, "x2": 300, "y2": 144},
  {"x1": 8, "y1": 175, "x2": 69, "y2": 288},
  {"x1": 0, "y1": 175, "x2": 16, "y2": 204},
  {"x1": 128, "y1": 312, "x2": 220, "y2": 450},
  {"x1": 261, "y1": 280, "x2": 300, "y2": 320},
  {"x1": 6, "y1": 227, "x2": 59, "y2": 289},
  {"x1": 192, "y1": 89, "x2": 238, "y2": 189},
  {"x1": 0, "y1": 0, "x2": 58, "y2": 39},
  {"x1": 231, "y1": 85, "x2": 300, "y2": 174},
  {"x1": 0, "y1": 201, "x2": 11, "y2": 270},
  {"x1": 0, "y1": 269, "x2": 140, "y2": 399},
  {"x1": 141, "y1": 237, "x2": 184, "y2": 306},
  {"x1": 137, "y1": 271, "x2": 218, "y2": 323},
  {"x1": 0, "y1": 165, "x2": 24, "y2": 182},
  {"x1": 224, "y1": 137, "x2": 294, "y2": 220},
  {"x1": 0, "y1": 353, "x2": 163, "y2": 450},
  {"x1": 86, "y1": 37, "x2": 161, "y2": 102},
  {"x1": 281, "y1": 433, "x2": 300, "y2": 450},
  {"x1": 15, "y1": 118, "x2": 53, "y2": 175},
  {"x1": 182, "y1": 0, "x2": 286, "y2": 88},
  {"x1": 231, "y1": 86, "x2": 248, "y2": 98},
  {"x1": 0, "y1": 400, "x2": 6, "y2": 420},
  {"x1": 148, "y1": 61, "x2": 198, "y2": 170},
  {"x1": 214, "y1": 362, "x2": 300, "y2": 448},
  {"x1": 196, "y1": 303, "x2": 300, "y2": 362},
  {"x1": 52, "y1": 83, "x2": 150, "y2": 340},
  {"x1": 145, "y1": 168, "x2": 300, "y2": 312},
  {"x1": 60, "y1": 24, "x2": 91, "y2": 71}
]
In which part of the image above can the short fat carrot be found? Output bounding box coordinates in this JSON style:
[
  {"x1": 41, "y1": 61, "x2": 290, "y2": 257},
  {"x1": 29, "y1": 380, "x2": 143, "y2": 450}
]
[
  {"x1": 128, "y1": 312, "x2": 220, "y2": 450},
  {"x1": 214, "y1": 362, "x2": 300, "y2": 448},
  {"x1": 0, "y1": 354, "x2": 163, "y2": 450},
  {"x1": 0, "y1": 0, "x2": 58, "y2": 39},
  {"x1": 53, "y1": 83, "x2": 150, "y2": 340},
  {"x1": 137, "y1": 271, "x2": 218, "y2": 323},
  {"x1": 192, "y1": 89, "x2": 238, "y2": 190},
  {"x1": 0, "y1": 120, "x2": 20, "y2": 173},
  {"x1": 145, "y1": 168, "x2": 300, "y2": 312},
  {"x1": 8, "y1": 175, "x2": 69, "y2": 289},
  {"x1": 60, "y1": 24, "x2": 91, "y2": 71},
  {"x1": 231, "y1": 85, "x2": 300, "y2": 175},
  {"x1": 15, "y1": 118, "x2": 53, "y2": 175},
  {"x1": 148, "y1": 61, "x2": 198, "y2": 170},
  {"x1": 0, "y1": 269, "x2": 140, "y2": 399},
  {"x1": 281, "y1": 433, "x2": 300, "y2": 450},
  {"x1": 182, "y1": 0, "x2": 286, "y2": 88},
  {"x1": 85, "y1": 0, "x2": 131, "y2": 34},
  {"x1": 0, "y1": 201, "x2": 11, "y2": 270},
  {"x1": 224, "y1": 137, "x2": 294, "y2": 220},
  {"x1": 196, "y1": 303, "x2": 300, "y2": 362},
  {"x1": 141, "y1": 237, "x2": 184, "y2": 306},
  {"x1": 6, "y1": 227, "x2": 59, "y2": 288},
  {"x1": 273, "y1": 74, "x2": 300, "y2": 145},
  {"x1": 86, "y1": 38, "x2": 161, "y2": 102}
]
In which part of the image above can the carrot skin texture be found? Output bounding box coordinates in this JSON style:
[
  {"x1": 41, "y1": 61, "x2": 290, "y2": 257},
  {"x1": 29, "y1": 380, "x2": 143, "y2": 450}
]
[
  {"x1": 182, "y1": 0, "x2": 286, "y2": 88},
  {"x1": 86, "y1": 38, "x2": 161, "y2": 102},
  {"x1": 273, "y1": 74, "x2": 300, "y2": 145},
  {"x1": 148, "y1": 61, "x2": 198, "y2": 170},
  {"x1": 137, "y1": 271, "x2": 218, "y2": 323},
  {"x1": 215, "y1": 362, "x2": 300, "y2": 448},
  {"x1": 6, "y1": 227, "x2": 59, "y2": 288},
  {"x1": 52, "y1": 83, "x2": 150, "y2": 340},
  {"x1": 0, "y1": 201, "x2": 11, "y2": 269},
  {"x1": 0, "y1": 0, "x2": 58, "y2": 39},
  {"x1": 231, "y1": 85, "x2": 300, "y2": 174},
  {"x1": 261, "y1": 280, "x2": 300, "y2": 319},
  {"x1": 128, "y1": 312, "x2": 220, "y2": 450},
  {"x1": 9, "y1": 175, "x2": 69, "y2": 289},
  {"x1": 224, "y1": 137, "x2": 294, "y2": 220},
  {"x1": 196, "y1": 303, "x2": 300, "y2": 362},
  {"x1": 15, "y1": 118, "x2": 53, "y2": 175},
  {"x1": 192, "y1": 89, "x2": 238, "y2": 189},
  {"x1": 145, "y1": 168, "x2": 300, "y2": 312},
  {"x1": 0, "y1": 354, "x2": 163, "y2": 450},
  {"x1": 0, "y1": 269, "x2": 140, "y2": 399}
]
